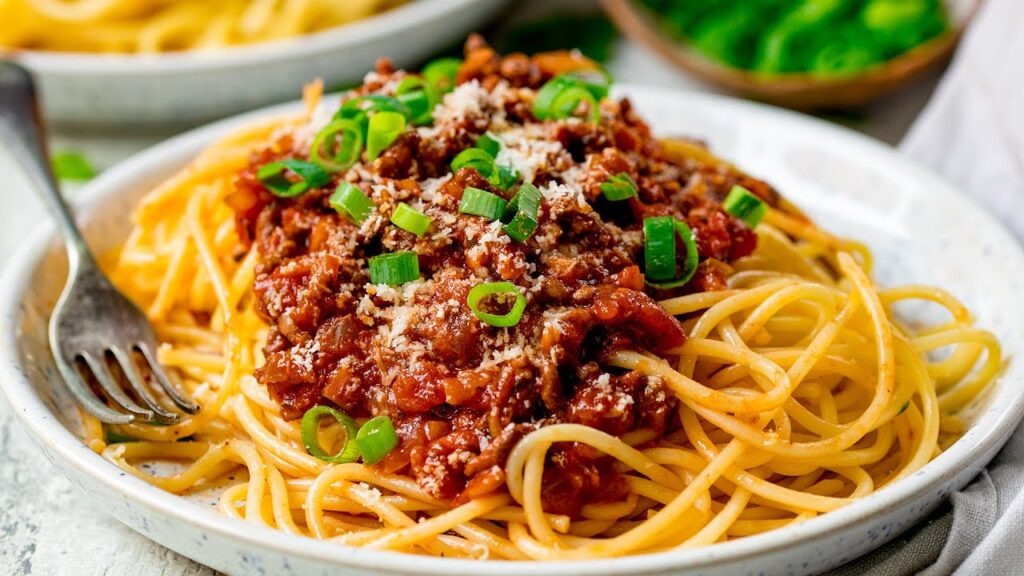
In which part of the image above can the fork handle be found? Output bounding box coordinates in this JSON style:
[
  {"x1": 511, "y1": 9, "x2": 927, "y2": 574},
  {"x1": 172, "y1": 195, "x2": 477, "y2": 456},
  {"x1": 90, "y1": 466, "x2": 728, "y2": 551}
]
[{"x1": 0, "y1": 61, "x2": 96, "y2": 270}]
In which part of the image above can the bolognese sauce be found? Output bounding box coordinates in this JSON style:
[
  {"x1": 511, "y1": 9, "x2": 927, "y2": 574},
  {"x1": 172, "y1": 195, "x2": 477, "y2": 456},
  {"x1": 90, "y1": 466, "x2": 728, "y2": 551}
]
[{"x1": 228, "y1": 36, "x2": 774, "y2": 513}]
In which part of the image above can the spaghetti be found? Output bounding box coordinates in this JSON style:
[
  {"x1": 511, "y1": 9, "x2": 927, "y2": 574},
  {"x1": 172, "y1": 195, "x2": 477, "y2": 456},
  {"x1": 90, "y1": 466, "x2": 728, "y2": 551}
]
[
  {"x1": 0, "y1": 0, "x2": 405, "y2": 54},
  {"x1": 84, "y1": 40, "x2": 1001, "y2": 560}
]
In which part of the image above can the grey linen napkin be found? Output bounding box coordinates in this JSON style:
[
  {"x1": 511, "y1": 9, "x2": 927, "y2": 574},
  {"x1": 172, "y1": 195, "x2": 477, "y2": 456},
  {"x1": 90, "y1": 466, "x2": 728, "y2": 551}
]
[{"x1": 828, "y1": 0, "x2": 1024, "y2": 573}]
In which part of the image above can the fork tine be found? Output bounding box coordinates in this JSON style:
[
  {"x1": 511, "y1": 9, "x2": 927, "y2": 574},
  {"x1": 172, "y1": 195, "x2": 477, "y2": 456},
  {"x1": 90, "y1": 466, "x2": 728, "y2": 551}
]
[
  {"x1": 136, "y1": 343, "x2": 200, "y2": 414},
  {"x1": 109, "y1": 347, "x2": 180, "y2": 424},
  {"x1": 80, "y1": 352, "x2": 154, "y2": 421},
  {"x1": 52, "y1": 349, "x2": 135, "y2": 425}
]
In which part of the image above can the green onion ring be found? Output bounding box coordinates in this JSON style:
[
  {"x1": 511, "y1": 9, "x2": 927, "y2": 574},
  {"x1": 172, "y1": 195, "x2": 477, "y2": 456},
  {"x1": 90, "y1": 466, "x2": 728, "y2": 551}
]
[
  {"x1": 467, "y1": 281, "x2": 528, "y2": 328},
  {"x1": 300, "y1": 405, "x2": 360, "y2": 463},
  {"x1": 354, "y1": 415, "x2": 400, "y2": 465},
  {"x1": 310, "y1": 119, "x2": 363, "y2": 172},
  {"x1": 646, "y1": 219, "x2": 701, "y2": 289}
]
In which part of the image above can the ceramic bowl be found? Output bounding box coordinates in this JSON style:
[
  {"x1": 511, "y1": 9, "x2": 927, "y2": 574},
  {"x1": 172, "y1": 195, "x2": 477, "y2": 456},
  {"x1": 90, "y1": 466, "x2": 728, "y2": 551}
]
[
  {"x1": 8, "y1": 0, "x2": 509, "y2": 128},
  {"x1": 2, "y1": 85, "x2": 1023, "y2": 576}
]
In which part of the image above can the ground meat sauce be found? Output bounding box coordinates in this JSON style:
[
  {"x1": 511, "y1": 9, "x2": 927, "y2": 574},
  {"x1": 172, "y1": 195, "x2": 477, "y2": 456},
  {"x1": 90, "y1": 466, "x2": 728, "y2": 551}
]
[{"x1": 229, "y1": 37, "x2": 773, "y2": 514}]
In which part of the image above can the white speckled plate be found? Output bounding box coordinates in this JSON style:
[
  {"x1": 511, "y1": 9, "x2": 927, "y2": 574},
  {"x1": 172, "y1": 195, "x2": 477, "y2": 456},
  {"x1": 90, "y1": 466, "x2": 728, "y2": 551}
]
[
  {"x1": 12, "y1": 0, "x2": 510, "y2": 127},
  {"x1": 2, "y1": 86, "x2": 1023, "y2": 576}
]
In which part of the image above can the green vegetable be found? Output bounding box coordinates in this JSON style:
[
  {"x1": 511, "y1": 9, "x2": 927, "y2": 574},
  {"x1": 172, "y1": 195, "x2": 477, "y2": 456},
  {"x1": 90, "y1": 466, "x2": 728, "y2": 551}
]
[
  {"x1": 459, "y1": 186, "x2": 508, "y2": 220},
  {"x1": 330, "y1": 182, "x2": 376, "y2": 224},
  {"x1": 395, "y1": 76, "x2": 440, "y2": 125},
  {"x1": 501, "y1": 182, "x2": 542, "y2": 242},
  {"x1": 257, "y1": 159, "x2": 331, "y2": 198},
  {"x1": 723, "y1": 185, "x2": 767, "y2": 229},
  {"x1": 466, "y1": 281, "x2": 528, "y2": 327},
  {"x1": 310, "y1": 119, "x2": 363, "y2": 172},
  {"x1": 51, "y1": 151, "x2": 95, "y2": 181},
  {"x1": 368, "y1": 251, "x2": 421, "y2": 285},
  {"x1": 534, "y1": 74, "x2": 606, "y2": 122},
  {"x1": 451, "y1": 147, "x2": 520, "y2": 190},
  {"x1": 390, "y1": 202, "x2": 432, "y2": 237},
  {"x1": 476, "y1": 131, "x2": 503, "y2": 159},
  {"x1": 354, "y1": 416, "x2": 399, "y2": 465},
  {"x1": 638, "y1": 0, "x2": 948, "y2": 76},
  {"x1": 599, "y1": 173, "x2": 638, "y2": 201},
  {"x1": 366, "y1": 111, "x2": 406, "y2": 160},
  {"x1": 643, "y1": 216, "x2": 679, "y2": 281},
  {"x1": 647, "y1": 220, "x2": 700, "y2": 290},
  {"x1": 644, "y1": 216, "x2": 700, "y2": 289},
  {"x1": 301, "y1": 406, "x2": 361, "y2": 464},
  {"x1": 422, "y1": 57, "x2": 462, "y2": 93}
]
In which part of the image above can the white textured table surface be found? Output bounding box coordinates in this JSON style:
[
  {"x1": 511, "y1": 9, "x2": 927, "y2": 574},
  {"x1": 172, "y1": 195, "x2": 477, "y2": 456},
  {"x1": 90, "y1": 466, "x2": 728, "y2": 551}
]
[{"x1": 0, "y1": 5, "x2": 942, "y2": 575}]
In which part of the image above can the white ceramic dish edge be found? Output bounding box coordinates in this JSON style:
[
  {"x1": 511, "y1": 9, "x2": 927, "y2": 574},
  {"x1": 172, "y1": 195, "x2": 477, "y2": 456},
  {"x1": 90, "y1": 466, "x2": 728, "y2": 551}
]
[
  {"x1": 2, "y1": 86, "x2": 1023, "y2": 576},
  {"x1": 12, "y1": 0, "x2": 510, "y2": 126}
]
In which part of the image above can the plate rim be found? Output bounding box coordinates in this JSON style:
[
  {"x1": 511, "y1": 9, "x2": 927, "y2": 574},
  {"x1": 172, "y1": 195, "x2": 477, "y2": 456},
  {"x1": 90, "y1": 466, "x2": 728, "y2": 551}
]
[{"x1": 2, "y1": 85, "x2": 1023, "y2": 575}]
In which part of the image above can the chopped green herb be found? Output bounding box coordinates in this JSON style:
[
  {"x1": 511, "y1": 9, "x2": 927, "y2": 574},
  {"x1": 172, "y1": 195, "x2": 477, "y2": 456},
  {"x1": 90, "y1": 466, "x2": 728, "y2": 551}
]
[{"x1": 51, "y1": 151, "x2": 95, "y2": 181}]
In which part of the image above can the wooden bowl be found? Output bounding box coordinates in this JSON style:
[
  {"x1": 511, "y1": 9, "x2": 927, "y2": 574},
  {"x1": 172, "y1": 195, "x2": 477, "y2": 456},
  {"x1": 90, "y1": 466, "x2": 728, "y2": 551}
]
[{"x1": 600, "y1": 0, "x2": 980, "y2": 109}]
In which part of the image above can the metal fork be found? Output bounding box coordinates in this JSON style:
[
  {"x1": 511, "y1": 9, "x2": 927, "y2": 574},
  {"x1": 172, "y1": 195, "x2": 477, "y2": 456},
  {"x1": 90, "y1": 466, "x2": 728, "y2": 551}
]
[{"x1": 0, "y1": 62, "x2": 199, "y2": 425}]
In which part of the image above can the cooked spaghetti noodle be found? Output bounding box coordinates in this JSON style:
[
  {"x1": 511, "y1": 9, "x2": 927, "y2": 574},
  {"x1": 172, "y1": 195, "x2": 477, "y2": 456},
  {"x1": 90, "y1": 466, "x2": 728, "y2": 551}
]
[
  {"x1": 0, "y1": 0, "x2": 405, "y2": 53},
  {"x1": 83, "y1": 39, "x2": 1001, "y2": 560}
]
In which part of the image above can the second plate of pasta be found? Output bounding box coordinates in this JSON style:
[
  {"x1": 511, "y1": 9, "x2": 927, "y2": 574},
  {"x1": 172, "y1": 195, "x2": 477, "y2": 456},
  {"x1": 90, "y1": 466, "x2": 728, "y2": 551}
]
[{"x1": 6, "y1": 0, "x2": 510, "y2": 125}]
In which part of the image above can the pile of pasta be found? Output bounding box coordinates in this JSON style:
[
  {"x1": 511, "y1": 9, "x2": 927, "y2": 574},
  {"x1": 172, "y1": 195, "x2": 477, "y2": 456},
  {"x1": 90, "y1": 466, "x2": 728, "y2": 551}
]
[
  {"x1": 0, "y1": 0, "x2": 404, "y2": 53},
  {"x1": 85, "y1": 98, "x2": 1002, "y2": 560}
]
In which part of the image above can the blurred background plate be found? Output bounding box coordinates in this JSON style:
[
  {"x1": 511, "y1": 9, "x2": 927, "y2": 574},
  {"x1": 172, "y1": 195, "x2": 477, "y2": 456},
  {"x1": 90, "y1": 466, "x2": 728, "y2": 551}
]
[{"x1": 8, "y1": 0, "x2": 510, "y2": 129}]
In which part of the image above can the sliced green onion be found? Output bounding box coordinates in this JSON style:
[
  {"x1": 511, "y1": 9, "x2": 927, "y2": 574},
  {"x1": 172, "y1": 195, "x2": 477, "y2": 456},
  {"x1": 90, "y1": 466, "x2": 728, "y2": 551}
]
[
  {"x1": 493, "y1": 164, "x2": 521, "y2": 190},
  {"x1": 567, "y1": 70, "x2": 613, "y2": 100},
  {"x1": 451, "y1": 147, "x2": 518, "y2": 190},
  {"x1": 396, "y1": 90, "x2": 431, "y2": 124},
  {"x1": 600, "y1": 172, "x2": 638, "y2": 201},
  {"x1": 646, "y1": 220, "x2": 700, "y2": 289},
  {"x1": 51, "y1": 151, "x2": 95, "y2": 181},
  {"x1": 396, "y1": 76, "x2": 439, "y2": 125},
  {"x1": 390, "y1": 202, "x2": 432, "y2": 237},
  {"x1": 467, "y1": 281, "x2": 527, "y2": 328},
  {"x1": 422, "y1": 57, "x2": 462, "y2": 93},
  {"x1": 723, "y1": 185, "x2": 767, "y2": 229},
  {"x1": 897, "y1": 401, "x2": 910, "y2": 415},
  {"x1": 552, "y1": 85, "x2": 600, "y2": 122},
  {"x1": 451, "y1": 148, "x2": 496, "y2": 177},
  {"x1": 369, "y1": 251, "x2": 420, "y2": 285},
  {"x1": 355, "y1": 415, "x2": 399, "y2": 465},
  {"x1": 257, "y1": 159, "x2": 331, "y2": 198},
  {"x1": 459, "y1": 186, "x2": 508, "y2": 220},
  {"x1": 534, "y1": 75, "x2": 581, "y2": 120},
  {"x1": 476, "y1": 131, "x2": 503, "y2": 158},
  {"x1": 501, "y1": 182, "x2": 542, "y2": 242},
  {"x1": 533, "y1": 74, "x2": 606, "y2": 122},
  {"x1": 330, "y1": 182, "x2": 376, "y2": 223},
  {"x1": 366, "y1": 111, "x2": 407, "y2": 161},
  {"x1": 644, "y1": 216, "x2": 677, "y2": 281},
  {"x1": 310, "y1": 119, "x2": 363, "y2": 172},
  {"x1": 301, "y1": 405, "x2": 360, "y2": 463},
  {"x1": 337, "y1": 94, "x2": 409, "y2": 123}
]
